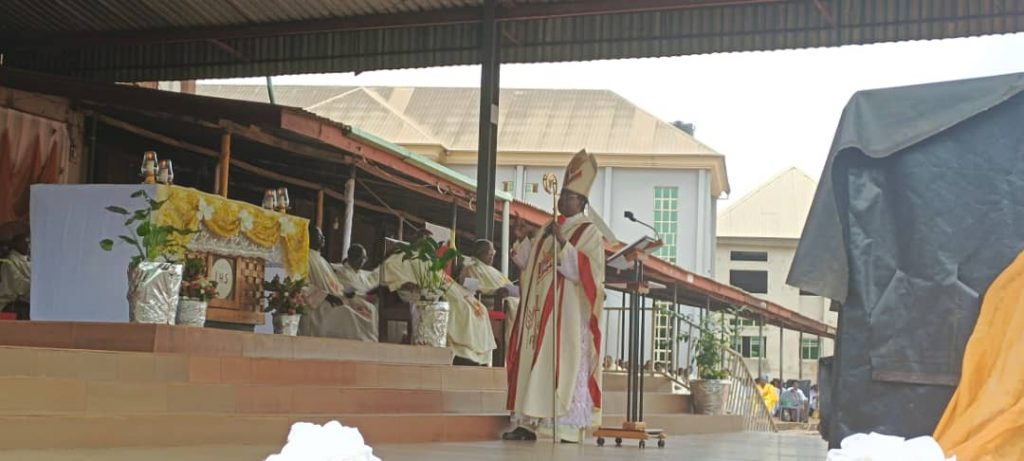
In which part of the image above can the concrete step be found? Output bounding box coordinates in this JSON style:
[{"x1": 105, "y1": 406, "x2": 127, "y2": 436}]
[
  {"x1": 0, "y1": 346, "x2": 505, "y2": 391},
  {"x1": 0, "y1": 413, "x2": 510, "y2": 449},
  {"x1": 600, "y1": 413, "x2": 744, "y2": 435},
  {"x1": 0, "y1": 321, "x2": 453, "y2": 365},
  {"x1": 601, "y1": 391, "x2": 690, "y2": 414},
  {"x1": 601, "y1": 371, "x2": 676, "y2": 392},
  {"x1": 0, "y1": 376, "x2": 508, "y2": 415}
]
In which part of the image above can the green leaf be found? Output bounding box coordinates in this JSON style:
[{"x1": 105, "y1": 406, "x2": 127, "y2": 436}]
[
  {"x1": 136, "y1": 225, "x2": 150, "y2": 236},
  {"x1": 118, "y1": 236, "x2": 139, "y2": 246},
  {"x1": 99, "y1": 239, "x2": 114, "y2": 251},
  {"x1": 130, "y1": 190, "x2": 146, "y2": 198},
  {"x1": 105, "y1": 206, "x2": 129, "y2": 215}
]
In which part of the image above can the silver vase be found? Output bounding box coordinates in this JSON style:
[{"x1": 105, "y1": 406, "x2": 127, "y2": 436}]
[
  {"x1": 690, "y1": 379, "x2": 731, "y2": 415},
  {"x1": 176, "y1": 298, "x2": 208, "y2": 327},
  {"x1": 127, "y1": 262, "x2": 183, "y2": 324},
  {"x1": 273, "y1": 313, "x2": 301, "y2": 336},
  {"x1": 413, "y1": 300, "x2": 449, "y2": 348}
]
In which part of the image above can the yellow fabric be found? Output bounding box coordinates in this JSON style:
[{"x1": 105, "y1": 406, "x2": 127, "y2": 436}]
[
  {"x1": 759, "y1": 383, "x2": 779, "y2": 414},
  {"x1": 153, "y1": 185, "x2": 309, "y2": 277},
  {"x1": 934, "y1": 251, "x2": 1024, "y2": 461}
]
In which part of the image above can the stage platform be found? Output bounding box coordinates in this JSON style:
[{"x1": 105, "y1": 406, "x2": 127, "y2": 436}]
[
  {"x1": 0, "y1": 432, "x2": 828, "y2": 461},
  {"x1": 0, "y1": 321, "x2": 746, "y2": 452},
  {"x1": 0, "y1": 321, "x2": 453, "y2": 365}
]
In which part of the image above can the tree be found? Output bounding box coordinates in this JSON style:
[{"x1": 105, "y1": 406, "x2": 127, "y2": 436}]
[{"x1": 672, "y1": 120, "x2": 696, "y2": 136}]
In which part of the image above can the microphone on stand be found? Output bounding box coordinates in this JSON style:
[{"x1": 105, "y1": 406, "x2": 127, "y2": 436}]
[{"x1": 624, "y1": 211, "x2": 661, "y2": 240}]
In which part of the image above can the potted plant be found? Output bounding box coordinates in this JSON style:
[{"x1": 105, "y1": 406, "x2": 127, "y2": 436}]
[
  {"x1": 100, "y1": 189, "x2": 193, "y2": 324},
  {"x1": 263, "y1": 275, "x2": 308, "y2": 336},
  {"x1": 176, "y1": 255, "x2": 218, "y2": 327},
  {"x1": 397, "y1": 236, "x2": 459, "y2": 347},
  {"x1": 687, "y1": 315, "x2": 735, "y2": 415}
]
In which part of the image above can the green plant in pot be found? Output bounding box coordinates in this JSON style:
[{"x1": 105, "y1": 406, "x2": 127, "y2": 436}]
[
  {"x1": 397, "y1": 235, "x2": 459, "y2": 302},
  {"x1": 685, "y1": 315, "x2": 736, "y2": 415},
  {"x1": 397, "y1": 235, "x2": 459, "y2": 347},
  {"x1": 99, "y1": 189, "x2": 194, "y2": 324}
]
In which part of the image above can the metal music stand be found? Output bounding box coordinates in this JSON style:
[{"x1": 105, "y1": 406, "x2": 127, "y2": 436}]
[{"x1": 594, "y1": 235, "x2": 667, "y2": 449}]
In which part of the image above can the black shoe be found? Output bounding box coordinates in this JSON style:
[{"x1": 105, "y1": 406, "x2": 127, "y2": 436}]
[{"x1": 502, "y1": 427, "x2": 537, "y2": 441}]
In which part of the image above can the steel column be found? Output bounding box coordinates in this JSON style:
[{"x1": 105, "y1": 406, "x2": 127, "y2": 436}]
[
  {"x1": 474, "y1": 0, "x2": 501, "y2": 239},
  {"x1": 779, "y1": 326, "x2": 784, "y2": 382}
]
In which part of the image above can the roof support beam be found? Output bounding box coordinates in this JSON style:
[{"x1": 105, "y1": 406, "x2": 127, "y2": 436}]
[
  {"x1": 2, "y1": 0, "x2": 779, "y2": 50},
  {"x1": 474, "y1": 0, "x2": 500, "y2": 241}
]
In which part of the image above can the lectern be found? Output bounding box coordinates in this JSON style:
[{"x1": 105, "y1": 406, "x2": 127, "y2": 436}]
[{"x1": 594, "y1": 235, "x2": 667, "y2": 448}]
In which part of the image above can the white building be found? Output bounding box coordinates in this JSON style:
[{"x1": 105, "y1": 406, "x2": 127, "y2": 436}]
[
  {"x1": 715, "y1": 167, "x2": 837, "y2": 382},
  {"x1": 198, "y1": 84, "x2": 730, "y2": 366}
]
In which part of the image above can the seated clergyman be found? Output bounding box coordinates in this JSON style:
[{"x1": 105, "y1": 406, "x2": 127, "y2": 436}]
[
  {"x1": 458, "y1": 239, "x2": 520, "y2": 348},
  {"x1": 380, "y1": 232, "x2": 496, "y2": 366},
  {"x1": 299, "y1": 223, "x2": 378, "y2": 342}
]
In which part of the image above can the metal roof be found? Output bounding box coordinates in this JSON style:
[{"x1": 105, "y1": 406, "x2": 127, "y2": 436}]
[
  {"x1": 2, "y1": 0, "x2": 1022, "y2": 82},
  {"x1": 198, "y1": 84, "x2": 731, "y2": 194},
  {"x1": 717, "y1": 166, "x2": 817, "y2": 239},
  {"x1": 197, "y1": 84, "x2": 721, "y2": 153}
]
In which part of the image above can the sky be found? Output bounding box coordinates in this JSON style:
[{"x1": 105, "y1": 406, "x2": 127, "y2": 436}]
[{"x1": 207, "y1": 32, "x2": 1024, "y2": 204}]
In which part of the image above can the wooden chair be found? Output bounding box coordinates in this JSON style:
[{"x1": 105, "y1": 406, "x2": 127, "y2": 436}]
[
  {"x1": 376, "y1": 287, "x2": 412, "y2": 344},
  {"x1": 376, "y1": 238, "x2": 413, "y2": 344},
  {"x1": 478, "y1": 290, "x2": 509, "y2": 367}
]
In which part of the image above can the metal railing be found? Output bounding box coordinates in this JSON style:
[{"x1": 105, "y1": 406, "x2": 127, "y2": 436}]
[
  {"x1": 721, "y1": 347, "x2": 778, "y2": 432},
  {"x1": 602, "y1": 301, "x2": 776, "y2": 432}
]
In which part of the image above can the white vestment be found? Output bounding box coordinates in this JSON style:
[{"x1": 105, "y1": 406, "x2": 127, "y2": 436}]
[
  {"x1": 381, "y1": 253, "x2": 496, "y2": 365},
  {"x1": 299, "y1": 250, "x2": 378, "y2": 342},
  {"x1": 460, "y1": 256, "x2": 520, "y2": 349},
  {"x1": 507, "y1": 213, "x2": 606, "y2": 442},
  {"x1": 332, "y1": 262, "x2": 380, "y2": 341},
  {"x1": 0, "y1": 250, "x2": 30, "y2": 308}
]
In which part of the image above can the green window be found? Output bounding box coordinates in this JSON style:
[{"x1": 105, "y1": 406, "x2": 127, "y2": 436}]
[
  {"x1": 653, "y1": 186, "x2": 679, "y2": 263},
  {"x1": 801, "y1": 338, "x2": 821, "y2": 360}
]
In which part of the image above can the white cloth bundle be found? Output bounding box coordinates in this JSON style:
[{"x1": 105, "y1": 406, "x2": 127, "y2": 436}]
[
  {"x1": 265, "y1": 421, "x2": 381, "y2": 461},
  {"x1": 826, "y1": 432, "x2": 954, "y2": 461}
]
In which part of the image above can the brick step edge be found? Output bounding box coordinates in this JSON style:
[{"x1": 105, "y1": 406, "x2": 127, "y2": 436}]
[{"x1": 0, "y1": 413, "x2": 512, "y2": 449}]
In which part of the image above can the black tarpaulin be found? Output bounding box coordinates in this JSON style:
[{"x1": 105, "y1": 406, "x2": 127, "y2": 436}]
[{"x1": 787, "y1": 73, "x2": 1024, "y2": 446}]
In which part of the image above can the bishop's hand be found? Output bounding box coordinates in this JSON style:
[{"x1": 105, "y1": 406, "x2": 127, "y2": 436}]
[{"x1": 546, "y1": 221, "x2": 567, "y2": 245}]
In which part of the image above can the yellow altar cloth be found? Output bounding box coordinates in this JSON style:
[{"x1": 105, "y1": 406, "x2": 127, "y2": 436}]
[{"x1": 153, "y1": 185, "x2": 309, "y2": 278}]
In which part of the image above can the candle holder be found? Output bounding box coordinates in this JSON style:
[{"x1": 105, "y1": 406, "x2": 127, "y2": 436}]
[
  {"x1": 157, "y1": 159, "x2": 174, "y2": 185},
  {"x1": 140, "y1": 151, "x2": 158, "y2": 184},
  {"x1": 262, "y1": 189, "x2": 278, "y2": 210},
  {"x1": 276, "y1": 187, "x2": 290, "y2": 214}
]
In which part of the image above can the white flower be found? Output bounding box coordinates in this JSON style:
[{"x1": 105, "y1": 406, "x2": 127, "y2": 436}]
[
  {"x1": 279, "y1": 216, "x2": 295, "y2": 236},
  {"x1": 196, "y1": 198, "x2": 214, "y2": 222},
  {"x1": 239, "y1": 209, "x2": 254, "y2": 232}
]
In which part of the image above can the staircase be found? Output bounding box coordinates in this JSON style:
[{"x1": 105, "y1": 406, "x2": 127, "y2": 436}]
[
  {"x1": 0, "y1": 344, "x2": 508, "y2": 449},
  {"x1": 0, "y1": 319, "x2": 750, "y2": 451},
  {"x1": 600, "y1": 371, "x2": 744, "y2": 434}
]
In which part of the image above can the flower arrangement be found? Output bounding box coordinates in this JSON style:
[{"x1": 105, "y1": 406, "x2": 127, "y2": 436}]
[
  {"x1": 180, "y1": 256, "x2": 218, "y2": 302},
  {"x1": 263, "y1": 275, "x2": 309, "y2": 316}
]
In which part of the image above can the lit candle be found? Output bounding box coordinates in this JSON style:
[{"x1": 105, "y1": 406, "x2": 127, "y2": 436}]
[
  {"x1": 262, "y1": 189, "x2": 277, "y2": 210},
  {"x1": 157, "y1": 159, "x2": 174, "y2": 185},
  {"x1": 276, "y1": 187, "x2": 290, "y2": 213},
  {"x1": 140, "y1": 151, "x2": 158, "y2": 184}
]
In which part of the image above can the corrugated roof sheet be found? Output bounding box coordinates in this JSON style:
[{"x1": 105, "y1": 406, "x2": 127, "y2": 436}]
[
  {"x1": 198, "y1": 84, "x2": 721, "y2": 155},
  {"x1": 717, "y1": 166, "x2": 818, "y2": 239},
  {"x1": 2, "y1": 0, "x2": 1022, "y2": 82}
]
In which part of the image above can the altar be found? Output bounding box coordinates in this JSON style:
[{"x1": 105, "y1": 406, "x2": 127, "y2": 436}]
[{"x1": 29, "y1": 184, "x2": 309, "y2": 329}]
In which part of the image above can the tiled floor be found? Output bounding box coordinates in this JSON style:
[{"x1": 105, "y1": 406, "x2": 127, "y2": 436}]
[{"x1": 0, "y1": 432, "x2": 828, "y2": 461}]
